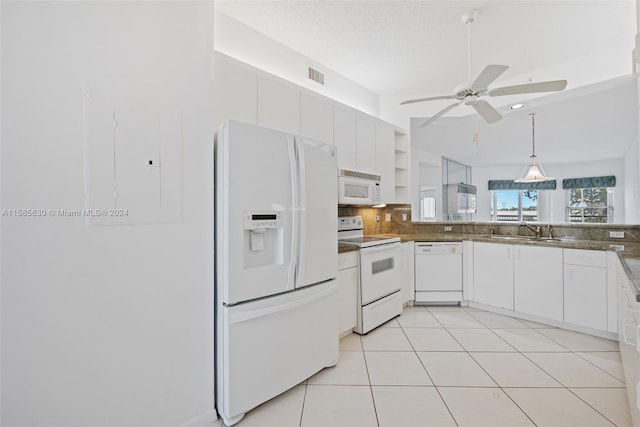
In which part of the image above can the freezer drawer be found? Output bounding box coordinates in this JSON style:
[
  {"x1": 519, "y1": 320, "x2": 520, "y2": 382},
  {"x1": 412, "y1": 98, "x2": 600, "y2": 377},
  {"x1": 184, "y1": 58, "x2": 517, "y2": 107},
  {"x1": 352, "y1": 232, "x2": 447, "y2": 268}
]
[{"x1": 216, "y1": 281, "x2": 338, "y2": 426}]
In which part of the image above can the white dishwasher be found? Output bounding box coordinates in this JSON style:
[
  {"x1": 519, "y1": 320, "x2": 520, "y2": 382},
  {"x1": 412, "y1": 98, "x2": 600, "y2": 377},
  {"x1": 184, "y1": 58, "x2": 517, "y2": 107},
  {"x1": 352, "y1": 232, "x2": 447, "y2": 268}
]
[{"x1": 414, "y1": 242, "x2": 463, "y2": 304}]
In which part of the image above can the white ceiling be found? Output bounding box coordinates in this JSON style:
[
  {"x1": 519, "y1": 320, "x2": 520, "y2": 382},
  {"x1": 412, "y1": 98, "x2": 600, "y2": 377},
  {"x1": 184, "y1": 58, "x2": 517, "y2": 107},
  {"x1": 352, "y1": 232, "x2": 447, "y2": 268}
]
[
  {"x1": 215, "y1": 1, "x2": 638, "y2": 164},
  {"x1": 215, "y1": 0, "x2": 635, "y2": 97}
]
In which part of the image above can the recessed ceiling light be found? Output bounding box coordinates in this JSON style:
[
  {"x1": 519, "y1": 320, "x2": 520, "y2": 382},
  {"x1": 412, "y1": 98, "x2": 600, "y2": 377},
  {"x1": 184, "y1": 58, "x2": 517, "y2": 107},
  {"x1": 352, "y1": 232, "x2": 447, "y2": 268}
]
[{"x1": 510, "y1": 103, "x2": 525, "y2": 110}]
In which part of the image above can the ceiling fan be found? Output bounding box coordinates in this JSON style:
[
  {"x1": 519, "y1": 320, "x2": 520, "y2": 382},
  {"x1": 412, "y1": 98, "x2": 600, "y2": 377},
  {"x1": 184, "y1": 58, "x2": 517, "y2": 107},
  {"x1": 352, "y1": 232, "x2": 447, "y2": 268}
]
[
  {"x1": 401, "y1": 65, "x2": 567, "y2": 127},
  {"x1": 401, "y1": 9, "x2": 568, "y2": 127}
]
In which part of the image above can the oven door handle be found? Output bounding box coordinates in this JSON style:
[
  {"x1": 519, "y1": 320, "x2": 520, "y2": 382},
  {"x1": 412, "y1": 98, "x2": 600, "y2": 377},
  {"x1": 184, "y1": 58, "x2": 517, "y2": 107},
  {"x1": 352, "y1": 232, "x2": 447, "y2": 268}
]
[{"x1": 360, "y1": 242, "x2": 401, "y2": 254}]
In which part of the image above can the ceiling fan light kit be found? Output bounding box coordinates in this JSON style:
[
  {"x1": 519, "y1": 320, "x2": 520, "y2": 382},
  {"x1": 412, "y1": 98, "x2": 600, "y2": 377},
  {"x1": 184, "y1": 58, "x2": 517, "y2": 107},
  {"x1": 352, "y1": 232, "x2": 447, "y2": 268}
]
[
  {"x1": 514, "y1": 113, "x2": 554, "y2": 183},
  {"x1": 402, "y1": 9, "x2": 568, "y2": 127}
]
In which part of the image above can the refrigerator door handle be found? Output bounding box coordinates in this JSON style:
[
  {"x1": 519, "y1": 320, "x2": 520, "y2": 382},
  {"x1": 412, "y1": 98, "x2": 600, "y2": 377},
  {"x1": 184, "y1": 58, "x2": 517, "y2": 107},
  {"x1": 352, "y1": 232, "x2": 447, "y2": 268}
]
[
  {"x1": 228, "y1": 282, "x2": 335, "y2": 324},
  {"x1": 287, "y1": 135, "x2": 300, "y2": 290},
  {"x1": 296, "y1": 139, "x2": 307, "y2": 285}
]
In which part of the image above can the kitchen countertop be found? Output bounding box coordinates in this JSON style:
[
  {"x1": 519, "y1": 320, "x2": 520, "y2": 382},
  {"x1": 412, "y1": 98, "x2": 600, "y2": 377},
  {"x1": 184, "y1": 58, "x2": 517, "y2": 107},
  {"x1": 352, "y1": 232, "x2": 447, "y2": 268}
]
[
  {"x1": 618, "y1": 254, "x2": 640, "y2": 302},
  {"x1": 338, "y1": 243, "x2": 360, "y2": 254}
]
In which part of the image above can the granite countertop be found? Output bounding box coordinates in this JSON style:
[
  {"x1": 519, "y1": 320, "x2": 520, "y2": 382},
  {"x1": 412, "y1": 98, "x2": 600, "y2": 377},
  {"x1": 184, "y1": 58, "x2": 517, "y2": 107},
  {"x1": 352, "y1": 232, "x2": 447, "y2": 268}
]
[
  {"x1": 338, "y1": 243, "x2": 360, "y2": 254},
  {"x1": 372, "y1": 232, "x2": 640, "y2": 254},
  {"x1": 618, "y1": 254, "x2": 640, "y2": 302}
]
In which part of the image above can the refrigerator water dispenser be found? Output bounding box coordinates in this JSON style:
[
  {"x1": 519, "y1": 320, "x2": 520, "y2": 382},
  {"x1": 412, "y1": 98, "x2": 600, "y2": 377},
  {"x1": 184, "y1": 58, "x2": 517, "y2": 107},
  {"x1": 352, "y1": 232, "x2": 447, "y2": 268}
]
[{"x1": 243, "y1": 211, "x2": 284, "y2": 268}]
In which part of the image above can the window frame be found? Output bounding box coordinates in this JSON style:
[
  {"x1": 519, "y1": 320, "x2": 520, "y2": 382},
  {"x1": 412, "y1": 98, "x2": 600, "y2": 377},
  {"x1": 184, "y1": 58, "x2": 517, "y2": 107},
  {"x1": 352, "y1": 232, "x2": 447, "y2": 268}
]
[
  {"x1": 565, "y1": 186, "x2": 614, "y2": 223},
  {"x1": 491, "y1": 189, "x2": 539, "y2": 223}
]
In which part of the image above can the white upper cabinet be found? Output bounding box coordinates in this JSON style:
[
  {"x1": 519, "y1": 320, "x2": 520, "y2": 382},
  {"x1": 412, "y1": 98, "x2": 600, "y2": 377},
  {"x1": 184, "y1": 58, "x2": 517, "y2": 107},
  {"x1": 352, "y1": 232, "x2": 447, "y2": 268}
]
[
  {"x1": 214, "y1": 56, "x2": 257, "y2": 126},
  {"x1": 356, "y1": 114, "x2": 376, "y2": 173},
  {"x1": 257, "y1": 74, "x2": 300, "y2": 135},
  {"x1": 333, "y1": 106, "x2": 357, "y2": 170},
  {"x1": 375, "y1": 121, "x2": 395, "y2": 203},
  {"x1": 301, "y1": 92, "x2": 333, "y2": 146}
]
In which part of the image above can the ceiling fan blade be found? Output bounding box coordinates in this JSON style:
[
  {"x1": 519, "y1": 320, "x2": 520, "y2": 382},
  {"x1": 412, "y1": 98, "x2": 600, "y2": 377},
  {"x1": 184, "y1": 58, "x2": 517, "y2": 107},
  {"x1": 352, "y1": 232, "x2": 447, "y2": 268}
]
[
  {"x1": 472, "y1": 100, "x2": 502, "y2": 124},
  {"x1": 418, "y1": 102, "x2": 462, "y2": 128},
  {"x1": 400, "y1": 95, "x2": 456, "y2": 105},
  {"x1": 488, "y1": 80, "x2": 568, "y2": 97},
  {"x1": 471, "y1": 64, "x2": 509, "y2": 91}
]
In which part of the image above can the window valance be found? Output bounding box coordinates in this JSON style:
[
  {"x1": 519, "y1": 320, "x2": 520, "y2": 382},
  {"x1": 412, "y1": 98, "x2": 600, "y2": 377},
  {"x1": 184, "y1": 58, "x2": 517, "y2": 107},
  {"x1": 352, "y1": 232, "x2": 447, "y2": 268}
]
[
  {"x1": 562, "y1": 176, "x2": 616, "y2": 189},
  {"x1": 488, "y1": 179, "x2": 557, "y2": 191}
]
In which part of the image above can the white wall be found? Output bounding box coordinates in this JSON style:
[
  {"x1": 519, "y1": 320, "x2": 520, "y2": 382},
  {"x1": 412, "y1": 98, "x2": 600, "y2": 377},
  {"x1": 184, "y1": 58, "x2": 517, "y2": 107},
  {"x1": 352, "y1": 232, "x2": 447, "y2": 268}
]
[
  {"x1": 473, "y1": 159, "x2": 626, "y2": 223},
  {"x1": 624, "y1": 138, "x2": 640, "y2": 223},
  {"x1": 214, "y1": 10, "x2": 381, "y2": 119},
  {"x1": 1, "y1": 2, "x2": 216, "y2": 425}
]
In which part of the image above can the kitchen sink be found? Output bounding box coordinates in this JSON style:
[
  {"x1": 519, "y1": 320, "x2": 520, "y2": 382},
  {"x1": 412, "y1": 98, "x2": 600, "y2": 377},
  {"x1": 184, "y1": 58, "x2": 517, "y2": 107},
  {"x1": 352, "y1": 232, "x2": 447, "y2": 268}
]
[{"x1": 485, "y1": 235, "x2": 562, "y2": 243}]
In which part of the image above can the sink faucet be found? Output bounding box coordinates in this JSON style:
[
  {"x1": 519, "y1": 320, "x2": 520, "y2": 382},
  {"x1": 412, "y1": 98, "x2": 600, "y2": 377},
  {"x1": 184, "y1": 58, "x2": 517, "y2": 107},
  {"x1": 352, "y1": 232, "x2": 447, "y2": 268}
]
[
  {"x1": 520, "y1": 221, "x2": 541, "y2": 239},
  {"x1": 547, "y1": 224, "x2": 554, "y2": 239}
]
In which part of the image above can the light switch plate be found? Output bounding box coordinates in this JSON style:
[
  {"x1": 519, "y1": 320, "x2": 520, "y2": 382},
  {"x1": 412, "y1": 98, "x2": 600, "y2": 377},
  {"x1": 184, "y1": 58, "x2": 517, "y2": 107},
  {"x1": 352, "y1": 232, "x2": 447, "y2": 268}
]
[
  {"x1": 385, "y1": 213, "x2": 391, "y2": 222},
  {"x1": 610, "y1": 231, "x2": 625, "y2": 238},
  {"x1": 402, "y1": 213, "x2": 408, "y2": 221}
]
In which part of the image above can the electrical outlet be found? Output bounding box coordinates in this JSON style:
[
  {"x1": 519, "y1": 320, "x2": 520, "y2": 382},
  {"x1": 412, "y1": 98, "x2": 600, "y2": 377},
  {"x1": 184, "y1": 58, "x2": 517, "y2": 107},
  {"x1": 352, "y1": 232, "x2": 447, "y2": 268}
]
[
  {"x1": 610, "y1": 231, "x2": 625, "y2": 239},
  {"x1": 376, "y1": 213, "x2": 380, "y2": 222},
  {"x1": 385, "y1": 213, "x2": 391, "y2": 222},
  {"x1": 610, "y1": 244, "x2": 625, "y2": 251},
  {"x1": 444, "y1": 226, "x2": 453, "y2": 232},
  {"x1": 402, "y1": 213, "x2": 408, "y2": 221}
]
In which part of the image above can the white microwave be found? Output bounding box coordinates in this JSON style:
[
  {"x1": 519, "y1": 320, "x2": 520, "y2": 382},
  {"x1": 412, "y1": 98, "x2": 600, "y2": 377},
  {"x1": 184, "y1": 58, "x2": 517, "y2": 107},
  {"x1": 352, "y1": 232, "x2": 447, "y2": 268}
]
[{"x1": 338, "y1": 169, "x2": 382, "y2": 206}]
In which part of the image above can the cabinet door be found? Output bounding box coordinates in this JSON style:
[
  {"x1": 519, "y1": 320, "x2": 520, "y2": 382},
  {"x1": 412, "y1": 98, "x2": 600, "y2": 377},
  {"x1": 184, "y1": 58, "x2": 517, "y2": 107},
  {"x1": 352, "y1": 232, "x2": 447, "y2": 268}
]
[
  {"x1": 301, "y1": 92, "x2": 333, "y2": 146},
  {"x1": 356, "y1": 114, "x2": 376, "y2": 173},
  {"x1": 333, "y1": 106, "x2": 357, "y2": 170},
  {"x1": 564, "y1": 264, "x2": 607, "y2": 330},
  {"x1": 375, "y1": 121, "x2": 395, "y2": 203},
  {"x1": 257, "y1": 74, "x2": 300, "y2": 135},
  {"x1": 473, "y1": 242, "x2": 514, "y2": 310},
  {"x1": 214, "y1": 56, "x2": 257, "y2": 126},
  {"x1": 514, "y1": 245, "x2": 563, "y2": 321},
  {"x1": 337, "y1": 267, "x2": 358, "y2": 336},
  {"x1": 400, "y1": 242, "x2": 414, "y2": 304}
]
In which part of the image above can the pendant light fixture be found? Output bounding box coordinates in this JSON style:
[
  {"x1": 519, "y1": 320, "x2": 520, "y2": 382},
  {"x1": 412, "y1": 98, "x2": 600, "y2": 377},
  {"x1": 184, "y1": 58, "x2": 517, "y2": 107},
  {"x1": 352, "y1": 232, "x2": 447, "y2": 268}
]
[{"x1": 514, "y1": 113, "x2": 553, "y2": 182}]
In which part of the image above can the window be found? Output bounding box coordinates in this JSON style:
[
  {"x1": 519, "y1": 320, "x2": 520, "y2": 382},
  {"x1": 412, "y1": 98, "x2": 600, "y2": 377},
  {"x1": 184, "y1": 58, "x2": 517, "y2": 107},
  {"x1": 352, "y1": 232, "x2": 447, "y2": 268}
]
[
  {"x1": 562, "y1": 176, "x2": 616, "y2": 224},
  {"x1": 566, "y1": 187, "x2": 613, "y2": 223},
  {"x1": 491, "y1": 189, "x2": 538, "y2": 222}
]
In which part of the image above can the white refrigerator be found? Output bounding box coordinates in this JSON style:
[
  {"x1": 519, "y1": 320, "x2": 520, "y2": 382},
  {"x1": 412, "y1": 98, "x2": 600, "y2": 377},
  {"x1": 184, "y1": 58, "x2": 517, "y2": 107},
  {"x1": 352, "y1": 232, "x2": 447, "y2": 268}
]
[{"x1": 215, "y1": 120, "x2": 338, "y2": 426}]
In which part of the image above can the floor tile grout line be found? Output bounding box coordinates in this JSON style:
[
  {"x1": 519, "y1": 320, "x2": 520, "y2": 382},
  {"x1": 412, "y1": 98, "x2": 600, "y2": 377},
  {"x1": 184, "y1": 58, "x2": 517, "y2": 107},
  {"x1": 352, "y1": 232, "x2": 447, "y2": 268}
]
[
  {"x1": 298, "y1": 382, "x2": 308, "y2": 427},
  {"x1": 572, "y1": 351, "x2": 627, "y2": 384},
  {"x1": 361, "y1": 346, "x2": 381, "y2": 427},
  {"x1": 398, "y1": 316, "x2": 461, "y2": 427},
  {"x1": 430, "y1": 309, "x2": 611, "y2": 425},
  {"x1": 565, "y1": 385, "x2": 624, "y2": 426}
]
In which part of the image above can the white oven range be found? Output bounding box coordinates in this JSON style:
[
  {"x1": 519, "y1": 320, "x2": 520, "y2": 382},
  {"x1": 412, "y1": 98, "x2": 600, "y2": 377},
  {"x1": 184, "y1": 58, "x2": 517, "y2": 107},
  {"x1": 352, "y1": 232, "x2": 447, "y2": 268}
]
[{"x1": 338, "y1": 216, "x2": 403, "y2": 334}]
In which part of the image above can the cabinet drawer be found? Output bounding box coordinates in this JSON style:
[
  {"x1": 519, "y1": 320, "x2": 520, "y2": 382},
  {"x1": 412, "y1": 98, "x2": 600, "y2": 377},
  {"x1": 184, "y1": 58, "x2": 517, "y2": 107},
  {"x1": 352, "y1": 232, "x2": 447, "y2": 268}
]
[
  {"x1": 338, "y1": 251, "x2": 358, "y2": 270},
  {"x1": 563, "y1": 249, "x2": 606, "y2": 267}
]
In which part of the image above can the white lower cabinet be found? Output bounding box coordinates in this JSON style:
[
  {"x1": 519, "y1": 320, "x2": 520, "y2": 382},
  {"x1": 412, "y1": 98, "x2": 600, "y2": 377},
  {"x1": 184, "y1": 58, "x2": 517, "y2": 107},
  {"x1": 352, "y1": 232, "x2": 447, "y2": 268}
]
[
  {"x1": 400, "y1": 241, "x2": 414, "y2": 304},
  {"x1": 514, "y1": 245, "x2": 563, "y2": 321},
  {"x1": 563, "y1": 249, "x2": 608, "y2": 331},
  {"x1": 473, "y1": 242, "x2": 514, "y2": 310},
  {"x1": 617, "y1": 264, "x2": 640, "y2": 425},
  {"x1": 337, "y1": 251, "x2": 358, "y2": 337}
]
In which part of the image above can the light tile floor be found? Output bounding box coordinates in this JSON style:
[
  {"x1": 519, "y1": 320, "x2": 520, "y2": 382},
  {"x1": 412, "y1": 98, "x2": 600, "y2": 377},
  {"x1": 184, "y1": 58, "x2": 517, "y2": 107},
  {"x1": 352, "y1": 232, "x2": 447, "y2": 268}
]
[{"x1": 214, "y1": 305, "x2": 632, "y2": 427}]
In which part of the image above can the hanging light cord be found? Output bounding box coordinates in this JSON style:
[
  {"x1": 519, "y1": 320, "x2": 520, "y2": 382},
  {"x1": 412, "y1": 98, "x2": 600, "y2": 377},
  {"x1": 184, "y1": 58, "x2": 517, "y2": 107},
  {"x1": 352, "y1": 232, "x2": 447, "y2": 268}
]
[{"x1": 467, "y1": 18, "x2": 471, "y2": 81}]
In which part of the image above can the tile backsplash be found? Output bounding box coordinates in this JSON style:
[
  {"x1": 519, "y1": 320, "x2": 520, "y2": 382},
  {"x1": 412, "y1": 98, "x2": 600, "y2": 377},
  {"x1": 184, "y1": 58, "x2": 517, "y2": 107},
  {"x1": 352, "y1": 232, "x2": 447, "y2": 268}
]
[{"x1": 338, "y1": 204, "x2": 640, "y2": 243}]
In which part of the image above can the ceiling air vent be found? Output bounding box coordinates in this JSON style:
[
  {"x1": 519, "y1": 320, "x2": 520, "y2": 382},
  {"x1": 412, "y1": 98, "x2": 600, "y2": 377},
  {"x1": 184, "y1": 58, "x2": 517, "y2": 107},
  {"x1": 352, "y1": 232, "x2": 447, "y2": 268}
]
[{"x1": 308, "y1": 67, "x2": 325, "y2": 85}]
